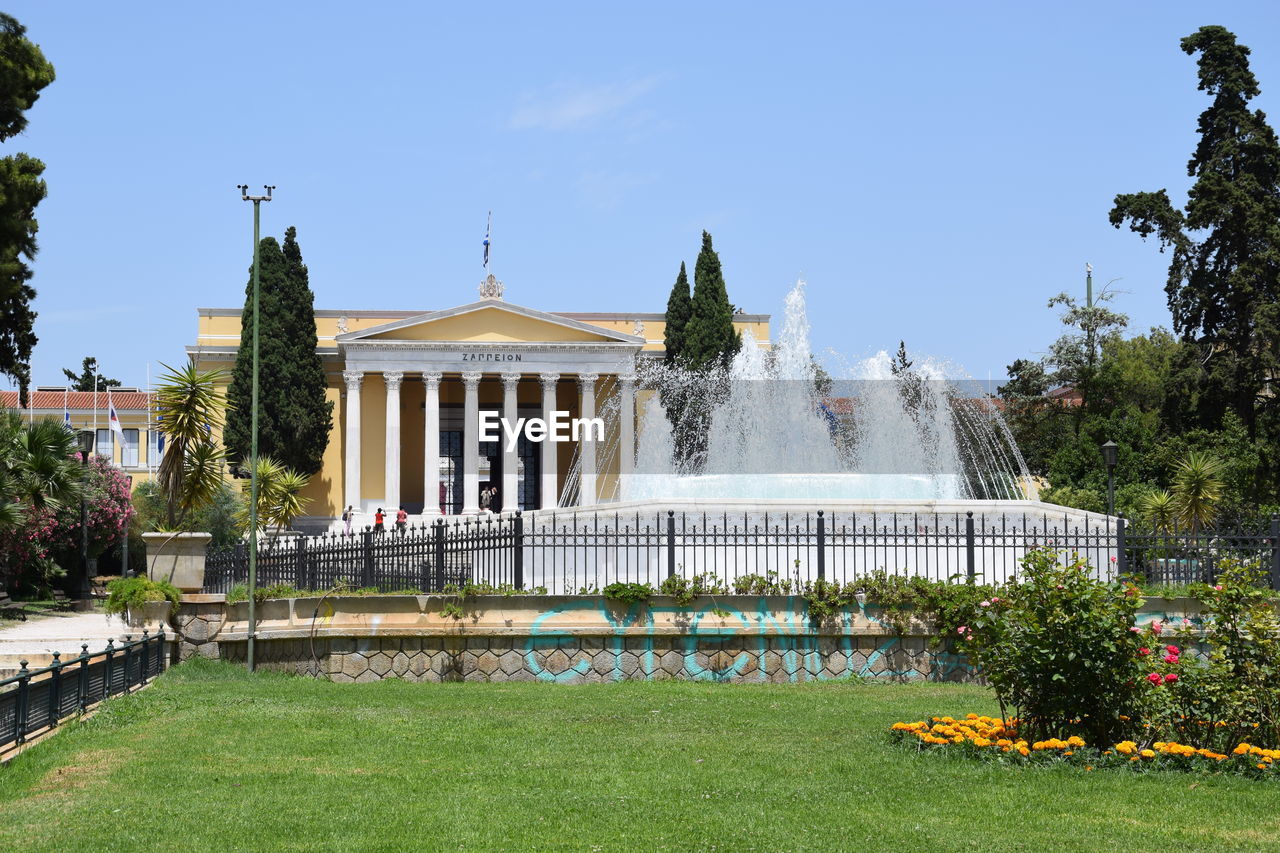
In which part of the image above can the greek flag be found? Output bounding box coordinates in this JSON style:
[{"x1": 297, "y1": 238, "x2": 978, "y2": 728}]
[{"x1": 483, "y1": 211, "x2": 491, "y2": 270}]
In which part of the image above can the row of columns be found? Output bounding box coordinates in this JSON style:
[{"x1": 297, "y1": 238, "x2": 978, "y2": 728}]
[{"x1": 342, "y1": 370, "x2": 636, "y2": 516}]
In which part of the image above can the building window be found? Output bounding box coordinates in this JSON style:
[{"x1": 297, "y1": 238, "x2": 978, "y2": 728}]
[
  {"x1": 148, "y1": 430, "x2": 164, "y2": 465},
  {"x1": 121, "y1": 429, "x2": 139, "y2": 467},
  {"x1": 96, "y1": 429, "x2": 113, "y2": 460}
]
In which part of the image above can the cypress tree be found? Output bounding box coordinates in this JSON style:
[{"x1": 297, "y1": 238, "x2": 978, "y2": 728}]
[
  {"x1": 279, "y1": 226, "x2": 333, "y2": 474},
  {"x1": 224, "y1": 229, "x2": 333, "y2": 476},
  {"x1": 684, "y1": 231, "x2": 740, "y2": 368},
  {"x1": 663, "y1": 261, "x2": 691, "y2": 364}
]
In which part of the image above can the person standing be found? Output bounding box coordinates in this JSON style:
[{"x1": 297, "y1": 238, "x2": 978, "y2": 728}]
[
  {"x1": 374, "y1": 507, "x2": 385, "y2": 535},
  {"x1": 479, "y1": 486, "x2": 491, "y2": 512},
  {"x1": 395, "y1": 506, "x2": 408, "y2": 533},
  {"x1": 342, "y1": 505, "x2": 353, "y2": 536}
]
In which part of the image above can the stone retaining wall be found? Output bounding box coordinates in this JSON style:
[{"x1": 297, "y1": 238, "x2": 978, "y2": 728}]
[{"x1": 176, "y1": 594, "x2": 1204, "y2": 685}]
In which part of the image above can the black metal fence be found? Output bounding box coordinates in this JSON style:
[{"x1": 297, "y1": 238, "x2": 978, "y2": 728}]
[
  {"x1": 202, "y1": 509, "x2": 1280, "y2": 594},
  {"x1": 0, "y1": 630, "x2": 167, "y2": 753},
  {"x1": 1123, "y1": 517, "x2": 1280, "y2": 585}
]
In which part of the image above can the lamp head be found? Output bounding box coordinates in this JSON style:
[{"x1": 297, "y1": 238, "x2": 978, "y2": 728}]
[
  {"x1": 1100, "y1": 440, "x2": 1119, "y2": 469},
  {"x1": 76, "y1": 429, "x2": 95, "y2": 456}
]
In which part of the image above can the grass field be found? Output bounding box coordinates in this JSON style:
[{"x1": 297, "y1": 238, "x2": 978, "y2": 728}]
[{"x1": 2, "y1": 660, "x2": 1279, "y2": 852}]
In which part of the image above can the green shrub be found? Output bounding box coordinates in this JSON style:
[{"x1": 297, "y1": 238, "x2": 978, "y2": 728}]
[
  {"x1": 960, "y1": 548, "x2": 1145, "y2": 744},
  {"x1": 601, "y1": 582, "x2": 654, "y2": 605},
  {"x1": 104, "y1": 576, "x2": 181, "y2": 618},
  {"x1": 1144, "y1": 560, "x2": 1280, "y2": 751}
]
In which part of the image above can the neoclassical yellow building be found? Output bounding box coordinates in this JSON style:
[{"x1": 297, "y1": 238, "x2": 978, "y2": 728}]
[{"x1": 188, "y1": 276, "x2": 769, "y2": 528}]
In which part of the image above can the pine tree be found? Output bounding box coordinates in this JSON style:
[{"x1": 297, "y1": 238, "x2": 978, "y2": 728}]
[
  {"x1": 61, "y1": 356, "x2": 120, "y2": 391},
  {"x1": 0, "y1": 14, "x2": 55, "y2": 404},
  {"x1": 683, "y1": 231, "x2": 741, "y2": 369},
  {"x1": 223, "y1": 230, "x2": 333, "y2": 476},
  {"x1": 662, "y1": 261, "x2": 691, "y2": 364},
  {"x1": 1110, "y1": 26, "x2": 1280, "y2": 448}
]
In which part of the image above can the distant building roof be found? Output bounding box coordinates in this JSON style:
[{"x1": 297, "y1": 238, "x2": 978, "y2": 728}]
[{"x1": 1, "y1": 391, "x2": 153, "y2": 411}]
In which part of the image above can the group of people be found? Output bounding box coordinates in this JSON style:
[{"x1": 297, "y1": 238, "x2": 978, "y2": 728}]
[{"x1": 339, "y1": 487, "x2": 500, "y2": 535}]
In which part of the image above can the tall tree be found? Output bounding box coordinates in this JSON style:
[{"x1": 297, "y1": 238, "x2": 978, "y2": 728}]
[
  {"x1": 662, "y1": 261, "x2": 691, "y2": 364},
  {"x1": 683, "y1": 231, "x2": 740, "y2": 369},
  {"x1": 1110, "y1": 26, "x2": 1280, "y2": 448},
  {"x1": 0, "y1": 14, "x2": 55, "y2": 404},
  {"x1": 278, "y1": 226, "x2": 333, "y2": 474},
  {"x1": 224, "y1": 229, "x2": 333, "y2": 475},
  {"x1": 61, "y1": 356, "x2": 121, "y2": 391}
]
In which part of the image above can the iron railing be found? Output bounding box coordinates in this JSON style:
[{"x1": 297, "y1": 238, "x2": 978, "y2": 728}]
[
  {"x1": 198, "y1": 510, "x2": 1280, "y2": 595},
  {"x1": 0, "y1": 630, "x2": 167, "y2": 753},
  {"x1": 1122, "y1": 516, "x2": 1280, "y2": 586}
]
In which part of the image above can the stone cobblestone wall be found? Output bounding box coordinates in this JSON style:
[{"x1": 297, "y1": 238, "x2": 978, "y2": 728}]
[
  {"x1": 217, "y1": 633, "x2": 967, "y2": 683},
  {"x1": 171, "y1": 596, "x2": 226, "y2": 662},
  {"x1": 185, "y1": 594, "x2": 1202, "y2": 684}
]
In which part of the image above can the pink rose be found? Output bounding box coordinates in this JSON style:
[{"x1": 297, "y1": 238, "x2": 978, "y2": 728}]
[
  {"x1": 980, "y1": 600, "x2": 990, "y2": 608},
  {"x1": 1165, "y1": 645, "x2": 1179, "y2": 655},
  {"x1": 1151, "y1": 621, "x2": 1163, "y2": 636},
  {"x1": 1213, "y1": 585, "x2": 1223, "y2": 592},
  {"x1": 1138, "y1": 647, "x2": 1150, "y2": 657},
  {"x1": 1164, "y1": 673, "x2": 1178, "y2": 684},
  {"x1": 1163, "y1": 653, "x2": 1179, "y2": 665},
  {"x1": 1147, "y1": 673, "x2": 1163, "y2": 685}
]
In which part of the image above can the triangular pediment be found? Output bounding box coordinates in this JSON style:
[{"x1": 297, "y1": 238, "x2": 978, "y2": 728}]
[{"x1": 337, "y1": 301, "x2": 643, "y2": 345}]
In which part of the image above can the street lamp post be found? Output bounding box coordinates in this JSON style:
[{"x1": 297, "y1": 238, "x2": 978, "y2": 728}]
[
  {"x1": 239, "y1": 184, "x2": 273, "y2": 673},
  {"x1": 1100, "y1": 440, "x2": 1118, "y2": 517},
  {"x1": 122, "y1": 475, "x2": 133, "y2": 577},
  {"x1": 76, "y1": 430, "x2": 95, "y2": 602}
]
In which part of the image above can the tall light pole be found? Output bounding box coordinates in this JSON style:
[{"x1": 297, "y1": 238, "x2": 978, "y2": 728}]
[
  {"x1": 1100, "y1": 440, "x2": 1118, "y2": 517},
  {"x1": 239, "y1": 184, "x2": 273, "y2": 672},
  {"x1": 76, "y1": 430, "x2": 95, "y2": 602}
]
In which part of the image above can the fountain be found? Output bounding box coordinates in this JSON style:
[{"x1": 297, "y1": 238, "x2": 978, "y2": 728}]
[{"x1": 621, "y1": 279, "x2": 1034, "y2": 505}]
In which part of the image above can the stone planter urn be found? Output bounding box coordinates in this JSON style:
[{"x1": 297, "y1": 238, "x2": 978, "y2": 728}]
[
  {"x1": 125, "y1": 600, "x2": 172, "y2": 631},
  {"x1": 143, "y1": 532, "x2": 214, "y2": 592}
]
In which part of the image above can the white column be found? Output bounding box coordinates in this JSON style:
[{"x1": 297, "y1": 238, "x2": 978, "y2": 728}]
[
  {"x1": 462, "y1": 371, "x2": 482, "y2": 515},
  {"x1": 501, "y1": 373, "x2": 520, "y2": 513},
  {"x1": 619, "y1": 373, "x2": 636, "y2": 486},
  {"x1": 578, "y1": 373, "x2": 598, "y2": 507},
  {"x1": 383, "y1": 371, "x2": 404, "y2": 511},
  {"x1": 539, "y1": 372, "x2": 559, "y2": 510},
  {"x1": 343, "y1": 371, "x2": 363, "y2": 513},
  {"x1": 422, "y1": 372, "x2": 442, "y2": 517}
]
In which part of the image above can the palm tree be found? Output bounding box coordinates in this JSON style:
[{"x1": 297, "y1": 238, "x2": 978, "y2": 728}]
[
  {"x1": 1138, "y1": 488, "x2": 1177, "y2": 533},
  {"x1": 154, "y1": 362, "x2": 228, "y2": 528},
  {"x1": 1171, "y1": 451, "x2": 1224, "y2": 535},
  {"x1": 236, "y1": 456, "x2": 312, "y2": 532},
  {"x1": 0, "y1": 410, "x2": 83, "y2": 533}
]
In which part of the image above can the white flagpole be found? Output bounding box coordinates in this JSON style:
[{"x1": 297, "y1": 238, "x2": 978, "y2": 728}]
[
  {"x1": 93, "y1": 371, "x2": 99, "y2": 455},
  {"x1": 146, "y1": 362, "x2": 153, "y2": 476}
]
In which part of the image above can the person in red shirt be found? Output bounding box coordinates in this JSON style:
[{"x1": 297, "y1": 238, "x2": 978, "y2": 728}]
[
  {"x1": 373, "y1": 507, "x2": 385, "y2": 535},
  {"x1": 395, "y1": 507, "x2": 408, "y2": 533}
]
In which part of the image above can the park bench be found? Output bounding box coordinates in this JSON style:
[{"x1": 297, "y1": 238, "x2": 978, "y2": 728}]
[
  {"x1": 0, "y1": 592, "x2": 27, "y2": 621},
  {"x1": 50, "y1": 589, "x2": 74, "y2": 611}
]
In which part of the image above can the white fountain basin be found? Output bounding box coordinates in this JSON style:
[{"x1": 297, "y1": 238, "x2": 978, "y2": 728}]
[{"x1": 622, "y1": 473, "x2": 965, "y2": 502}]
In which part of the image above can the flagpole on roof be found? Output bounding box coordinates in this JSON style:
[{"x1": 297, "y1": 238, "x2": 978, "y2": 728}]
[{"x1": 146, "y1": 362, "x2": 153, "y2": 477}]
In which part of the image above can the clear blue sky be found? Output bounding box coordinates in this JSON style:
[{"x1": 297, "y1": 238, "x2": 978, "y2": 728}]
[{"x1": 5, "y1": 1, "x2": 1280, "y2": 390}]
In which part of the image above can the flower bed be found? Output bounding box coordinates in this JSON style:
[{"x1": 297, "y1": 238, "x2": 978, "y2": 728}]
[{"x1": 890, "y1": 714, "x2": 1280, "y2": 776}]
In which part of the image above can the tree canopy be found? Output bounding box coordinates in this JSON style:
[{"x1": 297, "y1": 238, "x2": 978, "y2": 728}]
[
  {"x1": 62, "y1": 356, "x2": 122, "y2": 391},
  {"x1": 662, "y1": 261, "x2": 691, "y2": 364},
  {"x1": 0, "y1": 13, "x2": 54, "y2": 403},
  {"x1": 1110, "y1": 26, "x2": 1280, "y2": 452},
  {"x1": 683, "y1": 231, "x2": 740, "y2": 369},
  {"x1": 224, "y1": 228, "x2": 333, "y2": 476}
]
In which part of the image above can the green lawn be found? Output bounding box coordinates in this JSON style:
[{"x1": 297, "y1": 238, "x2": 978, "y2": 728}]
[{"x1": 1, "y1": 661, "x2": 1278, "y2": 852}]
